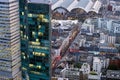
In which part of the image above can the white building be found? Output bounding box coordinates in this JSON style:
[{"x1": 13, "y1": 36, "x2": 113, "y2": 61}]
[
  {"x1": 100, "y1": 33, "x2": 108, "y2": 43},
  {"x1": 107, "y1": 33, "x2": 116, "y2": 44},
  {"x1": 98, "y1": 18, "x2": 113, "y2": 31},
  {"x1": 82, "y1": 19, "x2": 95, "y2": 33},
  {"x1": 97, "y1": 18, "x2": 120, "y2": 33},
  {"x1": 0, "y1": 0, "x2": 21, "y2": 79},
  {"x1": 89, "y1": 57, "x2": 103, "y2": 80},
  {"x1": 52, "y1": 77, "x2": 69, "y2": 80},
  {"x1": 110, "y1": 0, "x2": 120, "y2": 11},
  {"x1": 101, "y1": 58, "x2": 110, "y2": 69},
  {"x1": 112, "y1": 21, "x2": 120, "y2": 33},
  {"x1": 71, "y1": 34, "x2": 86, "y2": 48},
  {"x1": 79, "y1": 38, "x2": 86, "y2": 47},
  {"x1": 61, "y1": 68, "x2": 82, "y2": 80},
  {"x1": 100, "y1": 32, "x2": 116, "y2": 44},
  {"x1": 81, "y1": 63, "x2": 90, "y2": 74},
  {"x1": 93, "y1": 57, "x2": 102, "y2": 74}
]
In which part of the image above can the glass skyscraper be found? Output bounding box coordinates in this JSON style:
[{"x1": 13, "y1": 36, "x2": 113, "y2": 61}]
[
  {"x1": 19, "y1": 0, "x2": 51, "y2": 80},
  {"x1": 0, "y1": 0, "x2": 21, "y2": 79}
]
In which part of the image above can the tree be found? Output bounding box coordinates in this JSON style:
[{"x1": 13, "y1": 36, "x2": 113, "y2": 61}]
[
  {"x1": 74, "y1": 63, "x2": 81, "y2": 68},
  {"x1": 108, "y1": 64, "x2": 118, "y2": 70}
]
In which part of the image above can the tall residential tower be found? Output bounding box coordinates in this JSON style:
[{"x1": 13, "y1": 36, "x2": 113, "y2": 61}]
[
  {"x1": 0, "y1": 0, "x2": 21, "y2": 79},
  {"x1": 19, "y1": 0, "x2": 51, "y2": 80}
]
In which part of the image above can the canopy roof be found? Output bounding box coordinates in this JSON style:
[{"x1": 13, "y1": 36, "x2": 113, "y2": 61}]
[{"x1": 52, "y1": 0, "x2": 102, "y2": 13}]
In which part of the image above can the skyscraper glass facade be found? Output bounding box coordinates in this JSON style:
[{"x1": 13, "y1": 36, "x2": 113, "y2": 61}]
[{"x1": 19, "y1": 0, "x2": 50, "y2": 80}]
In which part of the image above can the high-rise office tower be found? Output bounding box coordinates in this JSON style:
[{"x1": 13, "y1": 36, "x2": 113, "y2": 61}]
[
  {"x1": 19, "y1": 0, "x2": 51, "y2": 80},
  {"x1": 0, "y1": 0, "x2": 21, "y2": 80}
]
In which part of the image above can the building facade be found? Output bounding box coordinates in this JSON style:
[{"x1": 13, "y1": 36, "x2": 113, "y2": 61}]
[
  {"x1": 0, "y1": 0, "x2": 21, "y2": 79},
  {"x1": 19, "y1": 0, "x2": 51, "y2": 80},
  {"x1": 81, "y1": 63, "x2": 90, "y2": 74},
  {"x1": 106, "y1": 70, "x2": 120, "y2": 80},
  {"x1": 52, "y1": 77, "x2": 69, "y2": 80},
  {"x1": 61, "y1": 68, "x2": 83, "y2": 80},
  {"x1": 107, "y1": 33, "x2": 116, "y2": 44},
  {"x1": 93, "y1": 57, "x2": 102, "y2": 74}
]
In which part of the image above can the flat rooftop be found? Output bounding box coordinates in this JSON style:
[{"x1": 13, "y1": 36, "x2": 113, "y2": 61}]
[{"x1": 29, "y1": 0, "x2": 51, "y2": 4}]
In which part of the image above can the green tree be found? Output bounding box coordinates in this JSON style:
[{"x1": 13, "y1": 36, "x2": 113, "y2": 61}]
[
  {"x1": 74, "y1": 63, "x2": 81, "y2": 68},
  {"x1": 108, "y1": 64, "x2": 118, "y2": 70}
]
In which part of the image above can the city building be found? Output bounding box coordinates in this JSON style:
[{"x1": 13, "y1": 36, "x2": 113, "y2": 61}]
[
  {"x1": 108, "y1": 33, "x2": 116, "y2": 44},
  {"x1": 100, "y1": 32, "x2": 116, "y2": 44},
  {"x1": 100, "y1": 57, "x2": 110, "y2": 69},
  {"x1": 109, "y1": 57, "x2": 120, "y2": 69},
  {"x1": 81, "y1": 63, "x2": 90, "y2": 74},
  {"x1": 20, "y1": 0, "x2": 51, "y2": 80},
  {"x1": 98, "y1": 18, "x2": 113, "y2": 30},
  {"x1": 99, "y1": 43, "x2": 118, "y2": 53},
  {"x1": 52, "y1": 77, "x2": 69, "y2": 80},
  {"x1": 106, "y1": 70, "x2": 120, "y2": 80},
  {"x1": 115, "y1": 33, "x2": 120, "y2": 44},
  {"x1": 93, "y1": 57, "x2": 102, "y2": 73},
  {"x1": 112, "y1": 21, "x2": 120, "y2": 33},
  {"x1": 110, "y1": 0, "x2": 120, "y2": 11},
  {"x1": 100, "y1": 33, "x2": 108, "y2": 43},
  {"x1": 82, "y1": 19, "x2": 95, "y2": 33},
  {"x1": 60, "y1": 68, "x2": 84, "y2": 80},
  {"x1": 87, "y1": 55, "x2": 93, "y2": 68},
  {"x1": 0, "y1": 0, "x2": 21, "y2": 79}
]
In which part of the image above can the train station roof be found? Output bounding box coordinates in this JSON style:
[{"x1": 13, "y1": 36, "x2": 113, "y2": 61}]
[{"x1": 52, "y1": 0, "x2": 102, "y2": 13}]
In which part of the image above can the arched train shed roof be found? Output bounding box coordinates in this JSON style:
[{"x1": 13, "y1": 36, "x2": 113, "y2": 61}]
[{"x1": 52, "y1": 0, "x2": 102, "y2": 13}]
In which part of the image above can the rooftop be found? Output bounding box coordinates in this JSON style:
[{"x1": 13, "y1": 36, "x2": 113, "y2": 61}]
[
  {"x1": 107, "y1": 70, "x2": 120, "y2": 79},
  {"x1": 0, "y1": 0, "x2": 16, "y2": 2},
  {"x1": 61, "y1": 68, "x2": 81, "y2": 76},
  {"x1": 52, "y1": 77, "x2": 68, "y2": 80},
  {"x1": 93, "y1": 57, "x2": 100, "y2": 63},
  {"x1": 28, "y1": 0, "x2": 51, "y2": 4},
  {"x1": 52, "y1": 0, "x2": 102, "y2": 13}
]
